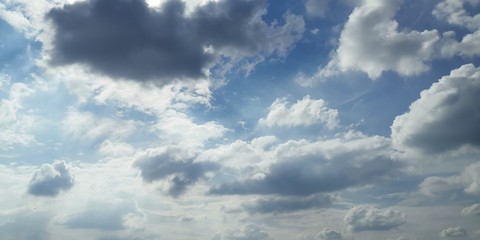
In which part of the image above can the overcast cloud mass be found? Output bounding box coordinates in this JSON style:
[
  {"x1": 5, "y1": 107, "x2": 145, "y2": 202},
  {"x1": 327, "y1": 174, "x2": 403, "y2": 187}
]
[{"x1": 0, "y1": 0, "x2": 479, "y2": 239}]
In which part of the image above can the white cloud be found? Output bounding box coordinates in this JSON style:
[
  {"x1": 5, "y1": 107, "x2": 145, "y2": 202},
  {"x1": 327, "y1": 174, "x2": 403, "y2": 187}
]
[
  {"x1": 315, "y1": 228, "x2": 344, "y2": 240},
  {"x1": 27, "y1": 160, "x2": 75, "y2": 197},
  {"x1": 344, "y1": 206, "x2": 406, "y2": 232},
  {"x1": 461, "y1": 203, "x2": 480, "y2": 216},
  {"x1": 213, "y1": 223, "x2": 272, "y2": 240},
  {"x1": 0, "y1": 82, "x2": 36, "y2": 150},
  {"x1": 418, "y1": 162, "x2": 480, "y2": 198},
  {"x1": 434, "y1": 0, "x2": 480, "y2": 58},
  {"x1": 209, "y1": 131, "x2": 399, "y2": 196},
  {"x1": 62, "y1": 110, "x2": 137, "y2": 141},
  {"x1": 317, "y1": 0, "x2": 438, "y2": 80},
  {"x1": 153, "y1": 110, "x2": 227, "y2": 149},
  {"x1": 433, "y1": 0, "x2": 480, "y2": 31},
  {"x1": 439, "y1": 226, "x2": 466, "y2": 238},
  {"x1": 258, "y1": 96, "x2": 339, "y2": 129},
  {"x1": 392, "y1": 64, "x2": 480, "y2": 155}
]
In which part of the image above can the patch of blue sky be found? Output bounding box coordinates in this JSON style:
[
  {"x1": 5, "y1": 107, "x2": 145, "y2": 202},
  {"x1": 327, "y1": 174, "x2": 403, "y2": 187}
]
[{"x1": 0, "y1": 20, "x2": 41, "y2": 83}]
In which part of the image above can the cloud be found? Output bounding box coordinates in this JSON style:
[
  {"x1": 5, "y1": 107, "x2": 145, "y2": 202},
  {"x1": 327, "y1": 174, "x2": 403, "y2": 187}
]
[
  {"x1": 134, "y1": 146, "x2": 219, "y2": 197},
  {"x1": 418, "y1": 162, "x2": 480, "y2": 200},
  {"x1": 392, "y1": 64, "x2": 480, "y2": 154},
  {"x1": 0, "y1": 210, "x2": 50, "y2": 240},
  {"x1": 243, "y1": 194, "x2": 333, "y2": 214},
  {"x1": 314, "y1": 228, "x2": 344, "y2": 240},
  {"x1": 433, "y1": 0, "x2": 480, "y2": 31},
  {"x1": 258, "y1": 96, "x2": 339, "y2": 129},
  {"x1": 434, "y1": 0, "x2": 480, "y2": 58},
  {"x1": 319, "y1": 0, "x2": 438, "y2": 79},
  {"x1": 27, "y1": 160, "x2": 75, "y2": 197},
  {"x1": 47, "y1": 0, "x2": 304, "y2": 84},
  {"x1": 305, "y1": 0, "x2": 329, "y2": 17},
  {"x1": 62, "y1": 201, "x2": 144, "y2": 230},
  {"x1": 439, "y1": 226, "x2": 467, "y2": 238},
  {"x1": 344, "y1": 206, "x2": 406, "y2": 232},
  {"x1": 0, "y1": 82, "x2": 36, "y2": 150},
  {"x1": 62, "y1": 110, "x2": 137, "y2": 141},
  {"x1": 210, "y1": 132, "x2": 401, "y2": 196},
  {"x1": 212, "y1": 223, "x2": 272, "y2": 240},
  {"x1": 461, "y1": 203, "x2": 480, "y2": 216}
]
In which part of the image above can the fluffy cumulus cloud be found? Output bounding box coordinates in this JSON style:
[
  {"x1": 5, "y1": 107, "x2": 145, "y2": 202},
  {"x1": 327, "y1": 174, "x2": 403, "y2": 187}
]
[
  {"x1": 134, "y1": 146, "x2": 218, "y2": 197},
  {"x1": 461, "y1": 203, "x2": 480, "y2": 216},
  {"x1": 213, "y1": 223, "x2": 272, "y2": 240},
  {"x1": 392, "y1": 64, "x2": 480, "y2": 154},
  {"x1": 210, "y1": 132, "x2": 400, "y2": 196},
  {"x1": 433, "y1": 0, "x2": 480, "y2": 31},
  {"x1": 46, "y1": 0, "x2": 304, "y2": 84},
  {"x1": 320, "y1": 0, "x2": 438, "y2": 79},
  {"x1": 419, "y1": 162, "x2": 480, "y2": 198},
  {"x1": 27, "y1": 160, "x2": 75, "y2": 197},
  {"x1": 439, "y1": 226, "x2": 467, "y2": 238},
  {"x1": 344, "y1": 206, "x2": 406, "y2": 232},
  {"x1": 435, "y1": 0, "x2": 480, "y2": 57},
  {"x1": 258, "y1": 96, "x2": 339, "y2": 129}
]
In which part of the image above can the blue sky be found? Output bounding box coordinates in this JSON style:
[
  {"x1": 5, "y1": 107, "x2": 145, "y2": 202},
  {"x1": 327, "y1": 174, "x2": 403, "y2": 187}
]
[{"x1": 0, "y1": 0, "x2": 480, "y2": 239}]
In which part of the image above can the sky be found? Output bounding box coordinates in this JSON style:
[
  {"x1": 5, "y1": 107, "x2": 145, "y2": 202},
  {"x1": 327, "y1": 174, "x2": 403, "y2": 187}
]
[{"x1": 0, "y1": 0, "x2": 479, "y2": 239}]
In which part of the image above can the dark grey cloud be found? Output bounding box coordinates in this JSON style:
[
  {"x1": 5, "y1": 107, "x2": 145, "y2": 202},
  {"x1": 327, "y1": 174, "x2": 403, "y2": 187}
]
[
  {"x1": 27, "y1": 160, "x2": 75, "y2": 197},
  {"x1": 243, "y1": 194, "x2": 333, "y2": 214},
  {"x1": 210, "y1": 156, "x2": 401, "y2": 196},
  {"x1": 47, "y1": 0, "x2": 304, "y2": 84},
  {"x1": 344, "y1": 206, "x2": 406, "y2": 232},
  {"x1": 134, "y1": 148, "x2": 218, "y2": 197},
  {"x1": 392, "y1": 64, "x2": 480, "y2": 154}
]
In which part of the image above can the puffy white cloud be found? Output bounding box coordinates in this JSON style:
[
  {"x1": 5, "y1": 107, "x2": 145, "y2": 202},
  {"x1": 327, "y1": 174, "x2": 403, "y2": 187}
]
[
  {"x1": 320, "y1": 0, "x2": 438, "y2": 79},
  {"x1": 461, "y1": 203, "x2": 480, "y2": 216},
  {"x1": 433, "y1": 0, "x2": 480, "y2": 31},
  {"x1": 439, "y1": 226, "x2": 466, "y2": 238},
  {"x1": 392, "y1": 64, "x2": 480, "y2": 154},
  {"x1": 153, "y1": 110, "x2": 227, "y2": 149},
  {"x1": 344, "y1": 206, "x2": 406, "y2": 232},
  {"x1": 439, "y1": 30, "x2": 480, "y2": 58},
  {"x1": 258, "y1": 96, "x2": 339, "y2": 129},
  {"x1": 213, "y1": 223, "x2": 272, "y2": 240},
  {"x1": 27, "y1": 160, "x2": 75, "y2": 197},
  {"x1": 434, "y1": 0, "x2": 480, "y2": 58},
  {"x1": 210, "y1": 132, "x2": 400, "y2": 196},
  {"x1": 418, "y1": 162, "x2": 480, "y2": 198}
]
